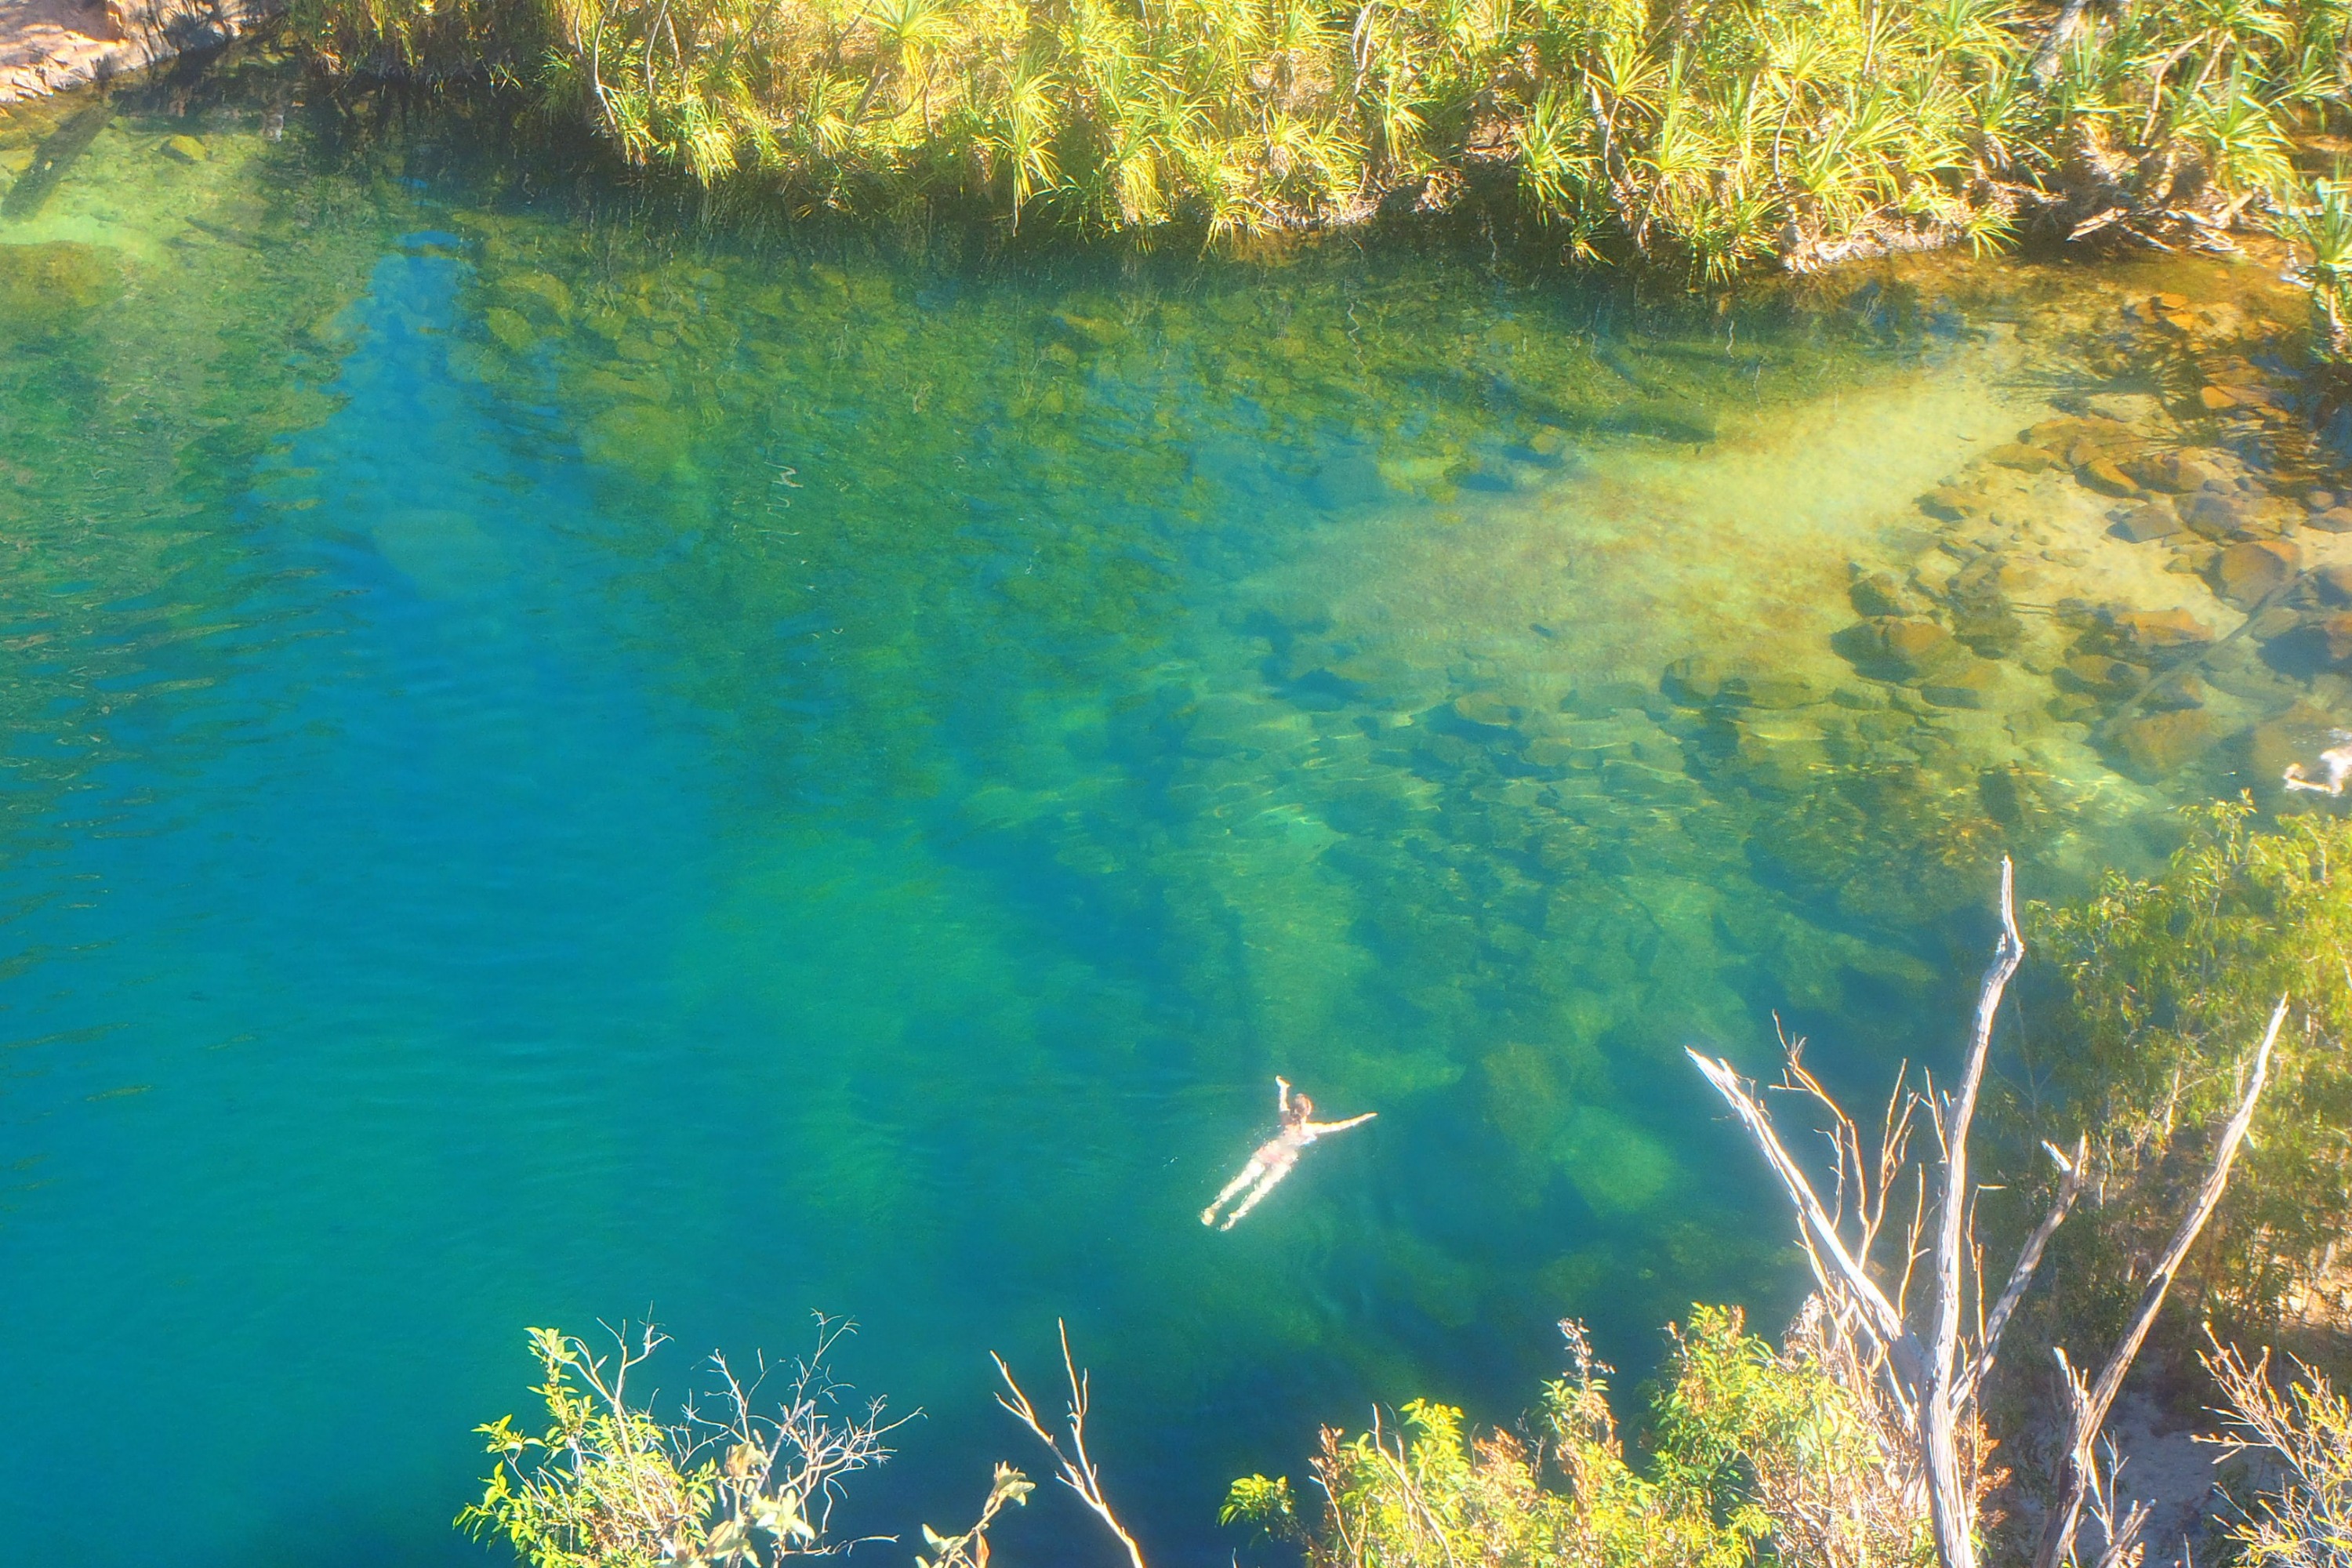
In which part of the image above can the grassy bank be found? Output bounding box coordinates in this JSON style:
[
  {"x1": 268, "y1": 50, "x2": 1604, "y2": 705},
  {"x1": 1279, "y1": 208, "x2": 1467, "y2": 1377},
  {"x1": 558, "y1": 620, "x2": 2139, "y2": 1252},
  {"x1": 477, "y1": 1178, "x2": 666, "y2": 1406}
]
[{"x1": 290, "y1": 0, "x2": 2352, "y2": 287}]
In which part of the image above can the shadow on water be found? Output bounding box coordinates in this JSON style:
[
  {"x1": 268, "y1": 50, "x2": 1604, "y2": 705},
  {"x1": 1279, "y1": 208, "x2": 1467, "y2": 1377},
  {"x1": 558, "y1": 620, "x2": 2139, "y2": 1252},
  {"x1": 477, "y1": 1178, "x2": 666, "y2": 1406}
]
[{"x1": 2, "y1": 94, "x2": 113, "y2": 220}]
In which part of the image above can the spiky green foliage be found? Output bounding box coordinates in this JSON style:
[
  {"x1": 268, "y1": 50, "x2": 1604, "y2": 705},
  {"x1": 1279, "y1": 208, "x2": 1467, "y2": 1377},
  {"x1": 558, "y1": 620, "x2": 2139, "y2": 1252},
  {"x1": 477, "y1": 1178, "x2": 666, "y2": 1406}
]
[
  {"x1": 2274, "y1": 170, "x2": 2352, "y2": 358},
  {"x1": 292, "y1": 0, "x2": 2352, "y2": 274},
  {"x1": 1223, "y1": 1306, "x2": 1936, "y2": 1568},
  {"x1": 2024, "y1": 800, "x2": 2352, "y2": 1330}
]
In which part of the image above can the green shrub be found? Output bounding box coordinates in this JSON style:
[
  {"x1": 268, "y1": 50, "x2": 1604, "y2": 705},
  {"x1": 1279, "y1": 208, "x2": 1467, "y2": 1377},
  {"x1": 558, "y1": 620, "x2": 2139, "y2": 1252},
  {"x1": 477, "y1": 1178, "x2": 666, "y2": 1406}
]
[
  {"x1": 2024, "y1": 800, "x2": 2352, "y2": 1331},
  {"x1": 459, "y1": 1322, "x2": 902, "y2": 1568},
  {"x1": 1224, "y1": 1304, "x2": 1936, "y2": 1568}
]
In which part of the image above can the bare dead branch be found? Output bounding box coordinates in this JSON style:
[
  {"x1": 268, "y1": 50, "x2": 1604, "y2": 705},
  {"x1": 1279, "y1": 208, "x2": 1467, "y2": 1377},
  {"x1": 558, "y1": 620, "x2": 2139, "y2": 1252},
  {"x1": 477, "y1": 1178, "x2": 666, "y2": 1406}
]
[
  {"x1": 1922, "y1": 857, "x2": 2026, "y2": 1568},
  {"x1": 2033, "y1": 997, "x2": 2286, "y2": 1568},
  {"x1": 1690, "y1": 1048, "x2": 1913, "y2": 1357},
  {"x1": 1958, "y1": 1136, "x2": 2089, "y2": 1405},
  {"x1": 992, "y1": 1321, "x2": 1148, "y2": 1568}
]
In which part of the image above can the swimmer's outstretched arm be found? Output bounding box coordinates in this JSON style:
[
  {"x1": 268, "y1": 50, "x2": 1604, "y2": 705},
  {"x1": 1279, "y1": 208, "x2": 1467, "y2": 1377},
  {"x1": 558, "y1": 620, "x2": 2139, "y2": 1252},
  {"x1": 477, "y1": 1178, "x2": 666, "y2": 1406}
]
[
  {"x1": 1276, "y1": 1076, "x2": 1294, "y2": 1116},
  {"x1": 1302, "y1": 1111, "x2": 1376, "y2": 1138}
]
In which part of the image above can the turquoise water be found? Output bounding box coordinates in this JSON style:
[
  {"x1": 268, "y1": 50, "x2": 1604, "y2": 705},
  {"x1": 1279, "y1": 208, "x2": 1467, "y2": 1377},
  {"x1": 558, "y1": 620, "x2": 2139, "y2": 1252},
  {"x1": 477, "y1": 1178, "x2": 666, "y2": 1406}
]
[{"x1": 2, "y1": 65, "x2": 2338, "y2": 1568}]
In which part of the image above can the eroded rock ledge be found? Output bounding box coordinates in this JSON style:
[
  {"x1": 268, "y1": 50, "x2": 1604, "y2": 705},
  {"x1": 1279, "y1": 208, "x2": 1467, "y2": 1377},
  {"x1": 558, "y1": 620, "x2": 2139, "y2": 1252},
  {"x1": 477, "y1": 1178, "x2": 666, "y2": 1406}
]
[{"x1": 0, "y1": 0, "x2": 278, "y2": 103}]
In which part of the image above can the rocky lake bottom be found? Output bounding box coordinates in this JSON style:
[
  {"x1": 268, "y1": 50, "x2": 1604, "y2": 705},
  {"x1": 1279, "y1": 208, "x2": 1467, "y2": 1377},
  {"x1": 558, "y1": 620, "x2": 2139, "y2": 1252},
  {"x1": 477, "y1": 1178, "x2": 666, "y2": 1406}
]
[{"x1": 2, "y1": 63, "x2": 2350, "y2": 1568}]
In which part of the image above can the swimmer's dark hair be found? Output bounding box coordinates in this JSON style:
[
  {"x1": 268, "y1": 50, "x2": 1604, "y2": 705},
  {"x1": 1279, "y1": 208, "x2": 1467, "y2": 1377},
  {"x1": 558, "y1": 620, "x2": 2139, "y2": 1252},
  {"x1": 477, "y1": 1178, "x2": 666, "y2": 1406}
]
[{"x1": 1291, "y1": 1093, "x2": 1315, "y2": 1120}]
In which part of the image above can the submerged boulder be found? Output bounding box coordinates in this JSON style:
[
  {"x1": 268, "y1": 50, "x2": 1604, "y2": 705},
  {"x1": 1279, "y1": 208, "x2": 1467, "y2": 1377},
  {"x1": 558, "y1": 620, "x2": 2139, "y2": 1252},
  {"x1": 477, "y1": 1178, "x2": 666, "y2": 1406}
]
[
  {"x1": 1833, "y1": 616, "x2": 1966, "y2": 681},
  {"x1": 2077, "y1": 456, "x2": 2141, "y2": 498},
  {"x1": 1716, "y1": 671, "x2": 1826, "y2": 709},
  {"x1": 1918, "y1": 659, "x2": 2002, "y2": 709},
  {"x1": 0, "y1": 240, "x2": 125, "y2": 335},
  {"x1": 2059, "y1": 652, "x2": 2147, "y2": 697},
  {"x1": 2107, "y1": 607, "x2": 2215, "y2": 657},
  {"x1": 2125, "y1": 449, "x2": 2227, "y2": 493},
  {"x1": 2111, "y1": 500, "x2": 2183, "y2": 542},
  {"x1": 2205, "y1": 538, "x2": 2299, "y2": 609},
  {"x1": 2107, "y1": 709, "x2": 2222, "y2": 782}
]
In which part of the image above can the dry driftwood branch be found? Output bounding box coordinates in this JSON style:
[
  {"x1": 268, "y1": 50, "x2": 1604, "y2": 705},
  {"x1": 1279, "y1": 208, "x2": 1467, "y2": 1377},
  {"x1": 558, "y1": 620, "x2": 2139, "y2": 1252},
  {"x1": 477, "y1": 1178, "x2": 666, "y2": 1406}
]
[
  {"x1": 1690, "y1": 1050, "x2": 1915, "y2": 1357},
  {"x1": 2032, "y1": 996, "x2": 2285, "y2": 1568},
  {"x1": 1959, "y1": 1135, "x2": 2089, "y2": 1405},
  {"x1": 1695, "y1": 859, "x2": 2187, "y2": 1568},
  {"x1": 2080, "y1": 1426, "x2": 2152, "y2": 1568},
  {"x1": 991, "y1": 1321, "x2": 1148, "y2": 1568},
  {"x1": 1922, "y1": 857, "x2": 2027, "y2": 1568}
]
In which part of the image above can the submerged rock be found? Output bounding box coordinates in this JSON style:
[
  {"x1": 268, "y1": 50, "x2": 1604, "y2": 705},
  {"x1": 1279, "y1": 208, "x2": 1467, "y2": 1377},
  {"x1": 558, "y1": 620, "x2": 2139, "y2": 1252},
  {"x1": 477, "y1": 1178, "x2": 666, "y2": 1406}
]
[
  {"x1": 2313, "y1": 564, "x2": 2352, "y2": 606},
  {"x1": 2107, "y1": 709, "x2": 2222, "y2": 781},
  {"x1": 2205, "y1": 538, "x2": 2299, "y2": 609},
  {"x1": 1450, "y1": 691, "x2": 1518, "y2": 730},
  {"x1": 1920, "y1": 484, "x2": 1985, "y2": 521},
  {"x1": 1986, "y1": 441, "x2": 2061, "y2": 472},
  {"x1": 1918, "y1": 659, "x2": 2002, "y2": 709},
  {"x1": 484, "y1": 306, "x2": 536, "y2": 353},
  {"x1": 2280, "y1": 612, "x2": 2352, "y2": 670},
  {"x1": 2249, "y1": 701, "x2": 2343, "y2": 783},
  {"x1": 1833, "y1": 616, "x2": 1965, "y2": 681},
  {"x1": 2059, "y1": 652, "x2": 2147, "y2": 696},
  {"x1": 2125, "y1": 449, "x2": 2226, "y2": 493},
  {"x1": 2077, "y1": 456, "x2": 2140, "y2": 498},
  {"x1": 2107, "y1": 607, "x2": 2215, "y2": 656},
  {"x1": 1716, "y1": 671, "x2": 1825, "y2": 709},
  {"x1": 1849, "y1": 567, "x2": 1915, "y2": 618},
  {"x1": 1661, "y1": 655, "x2": 1730, "y2": 706},
  {"x1": 0, "y1": 239, "x2": 123, "y2": 333},
  {"x1": 2111, "y1": 500, "x2": 2183, "y2": 542}
]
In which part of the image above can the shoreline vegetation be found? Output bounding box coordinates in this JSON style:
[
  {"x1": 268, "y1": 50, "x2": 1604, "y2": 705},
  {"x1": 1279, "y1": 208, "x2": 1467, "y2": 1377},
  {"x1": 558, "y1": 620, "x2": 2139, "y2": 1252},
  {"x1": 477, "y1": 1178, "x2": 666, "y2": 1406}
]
[
  {"x1": 274, "y1": 0, "x2": 2352, "y2": 302},
  {"x1": 3, "y1": 0, "x2": 2349, "y2": 339},
  {"x1": 468, "y1": 834, "x2": 2352, "y2": 1568}
]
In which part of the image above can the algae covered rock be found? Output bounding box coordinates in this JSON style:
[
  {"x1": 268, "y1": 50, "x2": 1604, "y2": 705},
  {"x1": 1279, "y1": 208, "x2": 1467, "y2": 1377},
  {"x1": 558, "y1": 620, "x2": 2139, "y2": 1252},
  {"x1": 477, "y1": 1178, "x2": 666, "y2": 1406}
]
[
  {"x1": 1831, "y1": 615, "x2": 1965, "y2": 681},
  {"x1": 484, "y1": 306, "x2": 537, "y2": 353},
  {"x1": 581, "y1": 400, "x2": 694, "y2": 480},
  {"x1": 2106, "y1": 709, "x2": 2221, "y2": 781},
  {"x1": 1918, "y1": 659, "x2": 2002, "y2": 709},
  {"x1": 0, "y1": 240, "x2": 125, "y2": 335},
  {"x1": 2125, "y1": 449, "x2": 2225, "y2": 493},
  {"x1": 2107, "y1": 607, "x2": 2214, "y2": 656},
  {"x1": 2077, "y1": 456, "x2": 2141, "y2": 498},
  {"x1": 1716, "y1": 671, "x2": 1825, "y2": 709},
  {"x1": 2059, "y1": 652, "x2": 2146, "y2": 697}
]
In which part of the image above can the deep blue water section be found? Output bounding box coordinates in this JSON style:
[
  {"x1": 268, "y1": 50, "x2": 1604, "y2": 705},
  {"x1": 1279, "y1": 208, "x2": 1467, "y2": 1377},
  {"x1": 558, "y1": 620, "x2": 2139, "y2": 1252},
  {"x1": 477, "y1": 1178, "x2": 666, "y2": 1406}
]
[{"x1": 0, "y1": 117, "x2": 2080, "y2": 1568}]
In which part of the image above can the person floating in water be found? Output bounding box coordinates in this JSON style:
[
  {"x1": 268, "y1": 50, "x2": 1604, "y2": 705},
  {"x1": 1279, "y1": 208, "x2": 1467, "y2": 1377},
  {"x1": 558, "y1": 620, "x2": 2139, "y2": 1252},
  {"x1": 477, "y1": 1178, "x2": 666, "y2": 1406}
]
[
  {"x1": 2283, "y1": 732, "x2": 2352, "y2": 796},
  {"x1": 1200, "y1": 1077, "x2": 1375, "y2": 1231}
]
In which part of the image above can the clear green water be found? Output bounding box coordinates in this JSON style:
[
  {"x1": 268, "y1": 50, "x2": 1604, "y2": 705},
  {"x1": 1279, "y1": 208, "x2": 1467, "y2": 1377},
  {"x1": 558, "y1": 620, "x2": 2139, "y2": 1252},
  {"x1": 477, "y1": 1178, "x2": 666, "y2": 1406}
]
[{"x1": 0, "y1": 67, "x2": 2329, "y2": 1568}]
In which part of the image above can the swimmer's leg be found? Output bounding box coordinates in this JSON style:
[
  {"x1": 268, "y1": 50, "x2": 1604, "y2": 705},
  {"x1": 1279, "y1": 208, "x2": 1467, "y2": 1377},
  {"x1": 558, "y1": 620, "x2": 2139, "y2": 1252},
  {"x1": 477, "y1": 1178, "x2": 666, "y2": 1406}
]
[
  {"x1": 1218, "y1": 1163, "x2": 1293, "y2": 1230},
  {"x1": 1202, "y1": 1159, "x2": 1266, "y2": 1226}
]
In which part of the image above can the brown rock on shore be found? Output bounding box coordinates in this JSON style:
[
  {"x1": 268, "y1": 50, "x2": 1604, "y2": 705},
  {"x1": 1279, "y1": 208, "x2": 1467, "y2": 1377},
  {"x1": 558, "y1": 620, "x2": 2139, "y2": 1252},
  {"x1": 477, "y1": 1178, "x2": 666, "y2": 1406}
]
[{"x1": 1, "y1": 0, "x2": 278, "y2": 104}]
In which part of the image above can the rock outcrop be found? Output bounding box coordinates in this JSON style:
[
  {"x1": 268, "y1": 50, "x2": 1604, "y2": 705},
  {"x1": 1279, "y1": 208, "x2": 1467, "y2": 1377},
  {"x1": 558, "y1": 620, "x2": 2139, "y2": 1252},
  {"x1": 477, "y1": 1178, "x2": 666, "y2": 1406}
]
[{"x1": 0, "y1": 0, "x2": 278, "y2": 103}]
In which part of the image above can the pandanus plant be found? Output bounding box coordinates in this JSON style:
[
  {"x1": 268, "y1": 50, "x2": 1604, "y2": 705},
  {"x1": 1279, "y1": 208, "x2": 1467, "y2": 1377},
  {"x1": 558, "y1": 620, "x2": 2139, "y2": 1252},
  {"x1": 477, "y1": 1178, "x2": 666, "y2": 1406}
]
[{"x1": 293, "y1": 0, "x2": 2352, "y2": 269}]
